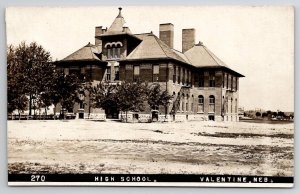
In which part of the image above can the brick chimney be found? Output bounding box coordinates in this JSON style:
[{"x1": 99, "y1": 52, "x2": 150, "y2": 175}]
[
  {"x1": 159, "y1": 23, "x2": 174, "y2": 49},
  {"x1": 182, "y1": 28, "x2": 195, "y2": 53},
  {"x1": 95, "y1": 26, "x2": 104, "y2": 45}
]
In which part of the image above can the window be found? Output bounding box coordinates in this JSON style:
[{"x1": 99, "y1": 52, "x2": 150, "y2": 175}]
[
  {"x1": 231, "y1": 98, "x2": 233, "y2": 113},
  {"x1": 199, "y1": 72, "x2": 204, "y2": 87},
  {"x1": 182, "y1": 94, "x2": 185, "y2": 111},
  {"x1": 188, "y1": 70, "x2": 191, "y2": 85},
  {"x1": 64, "y1": 68, "x2": 69, "y2": 75},
  {"x1": 173, "y1": 65, "x2": 176, "y2": 83},
  {"x1": 228, "y1": 74, "x2": 231, "y2": 89},
  {"x1": 112, "y1": 48, "x2": 116, "y2": 58},
  {"x1": 235, "y1": 99, "x2": 238, "y2": 113},
  {"x1": 182, "y1": 69, "x2": 185, "y2": 85},
  {"x1": 107, "y1": 44, "x2": 121, "y2": 59},
  {"x1": 80, "y1": 102, "x2": 85, "y2": 109},
  {"x1": 114, "y1": 66, "x2": 119, "y2": 81},
  {"x1": 209, "y1": 95, "x2": 215, "y2": 112},
  {"x1": 153, "y1": 64, "x2": 159, "y2": 82},
  {"x1": 222, "y1": 72, "x2": 225, "y2": 88},
  {"x1": 186, "y1": 95, "x2": 189, "y2": 112},
  {"x1": 106, "y1": 67, "x2": 111, "y2": 81},
  {"x1": 133, "y1": 65, "x2": 140, "y2": 82},
  {"x1": 178, "y1": 67, "x2": 181, "y2": 84},
  {"x1": 198, "y1": 95, "x2": 204, "y2": 113},
  {"x1": 69, "y1": 67, "x2": 79, "y2": 75},
  {"x1": 209, "y1": 71, "x2": 215, "y2": 87},
  {"x1": 107, "y1": 45, "x2": 111, "y2": 59},
  {"x1": 227, "y1": 73, "x2": 229, "y2": 89},
  {"x1": 231, "y1": 76, "x2": 234, "y2": 90},
  {"x1": 191, "y1": 95, "x2": 194, "y2": 112},
  {"x1": 235, "y1": 77, "x2": 238, "y2": 91},
  {"x1": 117, "y1": 47, "x2": 121, "y2": 58},
  {"x1": 185, "y1": 69, "x2": 189, "y2": 85}
]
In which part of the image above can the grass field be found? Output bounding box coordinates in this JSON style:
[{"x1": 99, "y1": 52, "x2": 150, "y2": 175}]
[{"x1": 7, "y1": 120, "x2": 294, "y2": 176}]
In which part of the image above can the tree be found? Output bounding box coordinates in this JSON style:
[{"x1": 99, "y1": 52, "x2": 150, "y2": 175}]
[
  {"x1": 277, "y1": 111, "x2": 286, "y2": 120},
  {"x1": 262, "y1": 112, "x2": 268, "y2": 118},
  {"x1": 7, "y1": 44, "x2": 28, "y2": 117},
  {"x1": 146, "y1": 83, "x2": 172, "y2": 118},
  {"x1": 89, "y1": 81, "x2": 118, "y2": 115},
  {"x1": 7, "y1": 42, "x2": 53, "y2": 116},
  {"x1": 115, "y1": 81, "x2": 148, "y2": 122},
  {"x1": 52, "y1": 70, "x2": 83, "y2": 118},
  {"x1": 272, "y1": 111, "x2": 278, "y2": 118},
  {"x1": 255, "y1": 112, "x2": 261, "y2": 117}
]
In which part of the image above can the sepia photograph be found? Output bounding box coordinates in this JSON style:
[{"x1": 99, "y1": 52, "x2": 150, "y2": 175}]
[{"x1": 6, "y1": 6, "x2": 294, "y2": 187}]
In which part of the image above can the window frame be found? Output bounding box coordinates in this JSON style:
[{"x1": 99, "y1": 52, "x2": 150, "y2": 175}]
[
  {"x1": 209, "y1": 95, "x2": 215, "y2": 113},
  {"x1": 133, "y1": 65, "x2": 140, "y2": 82},
  {"x1": 198, "y1": 95, "x2": 204, "y2": 113},
  {"x1": 209, "y1": 71, "x2": 215, "y2": 87}
]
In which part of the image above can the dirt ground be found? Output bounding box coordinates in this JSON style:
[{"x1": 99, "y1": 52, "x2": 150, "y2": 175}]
[{"x1": 7, "y1": 120, "x2": 294, "y2": 176}]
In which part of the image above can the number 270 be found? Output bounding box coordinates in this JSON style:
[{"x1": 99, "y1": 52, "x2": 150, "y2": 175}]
[{"x1": 31, "y1": 175, "x2": 46, "y2": 182}]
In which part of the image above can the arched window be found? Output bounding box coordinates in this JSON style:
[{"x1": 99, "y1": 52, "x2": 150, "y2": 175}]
[
  {"x1": 209, "y1": 95, "x2": 215, "y2": 112},
  {"x1": 198, "y1": 95, "x2": 204, "y2": 113},
  {"x1": 107, "y1": 45, "x2": 111, "y2": 59},
  {"x1": 106, "y1": 42, "x2": 122, "y2": 59}
]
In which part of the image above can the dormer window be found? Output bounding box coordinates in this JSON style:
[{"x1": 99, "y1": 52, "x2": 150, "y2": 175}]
[{"x1": 105, "y1": 42, "x2": 123, "y2": 59}]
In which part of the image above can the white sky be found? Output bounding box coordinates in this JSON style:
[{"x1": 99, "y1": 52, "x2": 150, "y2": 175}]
[{"x1": 6, "y1": 6, "x2": 294, "y2": 112}]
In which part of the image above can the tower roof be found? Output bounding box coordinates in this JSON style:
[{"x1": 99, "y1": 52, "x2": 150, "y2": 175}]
[{"x1": 104, "y1": 7, "x2": 132, "y2": 35}]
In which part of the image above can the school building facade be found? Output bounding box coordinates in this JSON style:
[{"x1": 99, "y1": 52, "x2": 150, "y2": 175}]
[{"x1": 56, "y1": 8, "x2": 244, "y2": 122}]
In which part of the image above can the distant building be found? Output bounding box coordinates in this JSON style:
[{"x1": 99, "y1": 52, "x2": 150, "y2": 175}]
[{"x1": 56, "y1": 8, "x2": 244, "y2": 121}]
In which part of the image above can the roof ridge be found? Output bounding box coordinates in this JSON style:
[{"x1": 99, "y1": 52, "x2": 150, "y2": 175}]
[
  {"x1": 202, "y1": 45, "x2": 223, "y2": 67},
  {"x1": 154, "y1": 35, "x2": 188, "y2": 63},
  {"x1": 62, "y1": 46, "x2": 85, "y2": 61},
  {"x1": 152, "y1": 35, "x2": 170, "y2": 59},
  {"x1": 204, "y1": 46, "x2": 228, "y2": 67},
  {"x1": 87, "y1": 44, "x2": 98, "y2": 60},
  {"x1": 171, "y1": 48, "x2": 192, "y2": 64}
]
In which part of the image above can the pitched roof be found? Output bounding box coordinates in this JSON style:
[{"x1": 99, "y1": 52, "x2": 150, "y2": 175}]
[
  {"x1": 184, "y1": 42, "x2": 244, "y2": 77},
  {"x1": 126, "y1": 34, "x2": 187, "y2": 64},
  {"x1": 184, "y1": 42, "x2": 228, "y2": 68},
  {"x1": 171, "y1": 48, "x2": 191, "y2": 64},
  {"x1": 103, "y1": 7, "x2": 132, "y2": 36},
  {"x1": 61, "y1": 42, "x2": 102, "y2": 62}
]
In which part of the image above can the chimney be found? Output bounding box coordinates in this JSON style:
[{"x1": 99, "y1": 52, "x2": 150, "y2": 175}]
[
  {"x1": 122, "y1": 26, "x2": 131, "y2": 33},
  {"x1": 182, "y1": 28, "x2": 195, "y2": 53},
  {"x1": 95, "y1": 26, "x2": 103, "y2": 45},
  {"x1": 159, "y1": 23, "x2": 174, "y2": 49}
]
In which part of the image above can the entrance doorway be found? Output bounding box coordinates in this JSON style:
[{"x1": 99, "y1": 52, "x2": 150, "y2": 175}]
[
  {"x1": 208, "y1": 115, "x2": 215, "y2": 121},
  {"x1": 105, "y1": 102, "x2": 119, "y2": 119},
  {"x1": 152, "y1": 110, "x2": 159, "y2": 122}
]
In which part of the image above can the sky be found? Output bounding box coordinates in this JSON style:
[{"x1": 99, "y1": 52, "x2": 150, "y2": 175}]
[{"x1": 5, "y1": 6, "x2": 294, "y2": 112}]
